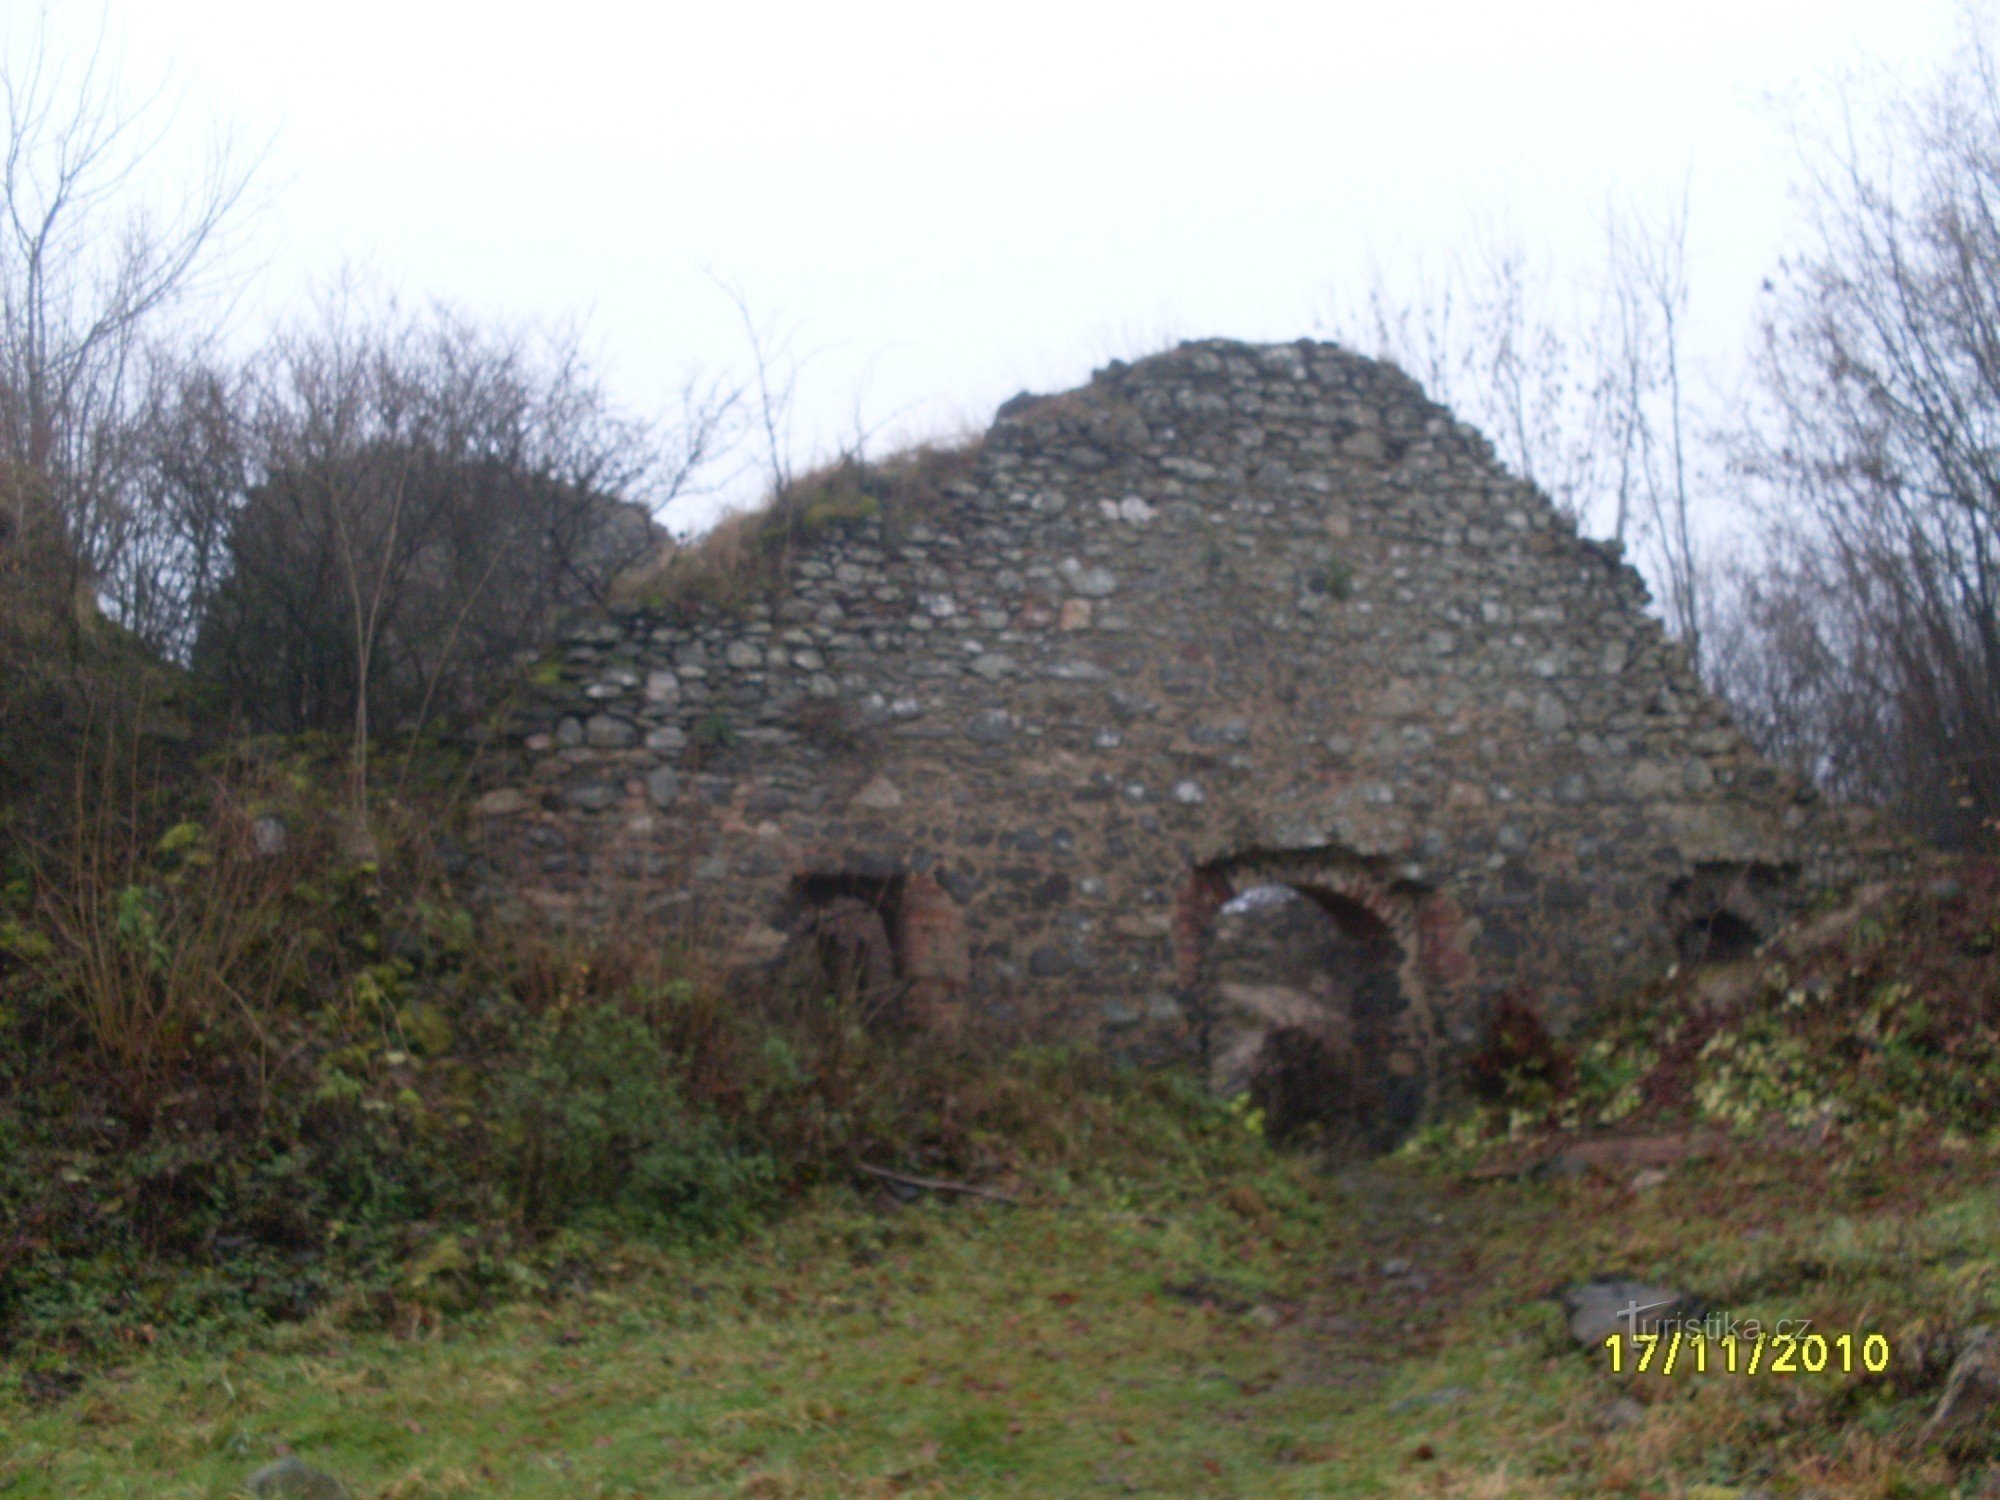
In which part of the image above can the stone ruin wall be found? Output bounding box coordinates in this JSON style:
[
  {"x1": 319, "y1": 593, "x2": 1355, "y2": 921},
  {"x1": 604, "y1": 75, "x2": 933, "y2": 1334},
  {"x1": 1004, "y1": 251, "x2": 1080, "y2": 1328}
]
[{"x1": 474, "y1": 339, "x2": 1904, "y2": 1137}]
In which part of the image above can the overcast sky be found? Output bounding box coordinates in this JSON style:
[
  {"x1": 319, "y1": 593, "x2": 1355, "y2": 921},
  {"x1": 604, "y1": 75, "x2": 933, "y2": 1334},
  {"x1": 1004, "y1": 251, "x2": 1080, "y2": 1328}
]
[{"x1": 28, "y1": 1, "x2": 1974, "y2": 530}]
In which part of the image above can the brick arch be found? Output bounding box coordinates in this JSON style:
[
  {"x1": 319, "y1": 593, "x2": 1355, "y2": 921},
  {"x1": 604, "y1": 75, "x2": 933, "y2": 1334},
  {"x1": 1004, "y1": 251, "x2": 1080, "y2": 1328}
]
[
  {"x1": 1231, "y1": 856, "x2": 1415, "y2": 951},
  {"x1": 1177, "y1": 846, "x2": 1471, "y2": 1139},
  {"x1": 1178, "y1": 849, "x2": 1426, "y2": 981},
  {"x1": 770, "y1": 866, "x2": 971, "y2": 1031}
]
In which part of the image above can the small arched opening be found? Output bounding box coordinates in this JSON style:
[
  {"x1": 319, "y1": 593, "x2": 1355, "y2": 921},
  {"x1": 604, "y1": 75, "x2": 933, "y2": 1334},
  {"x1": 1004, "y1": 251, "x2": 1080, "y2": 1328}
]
[
  {"x1": 1198, "y1": 879, "x2": 1419, "y2": 1152},
  {"x1": 777, "y1": 871, "x2": 908, "y2": 1024},
  {"x1": 1666, "y1": 862, "x2": 1792, "y2": 968}
]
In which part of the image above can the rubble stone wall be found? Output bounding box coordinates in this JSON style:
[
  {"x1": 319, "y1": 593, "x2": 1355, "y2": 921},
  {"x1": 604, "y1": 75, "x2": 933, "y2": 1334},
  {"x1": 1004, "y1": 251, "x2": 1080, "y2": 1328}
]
[{"x1": 476, "y1": 339, "x2": 1903, "y2": 1133}]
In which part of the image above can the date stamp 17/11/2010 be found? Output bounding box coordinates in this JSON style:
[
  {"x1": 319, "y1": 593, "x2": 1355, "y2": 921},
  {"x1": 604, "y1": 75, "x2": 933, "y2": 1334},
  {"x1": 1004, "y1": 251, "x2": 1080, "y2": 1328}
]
[{"x1": 1604, "y1": 1327, "x2": 1891, "y2": 1377}]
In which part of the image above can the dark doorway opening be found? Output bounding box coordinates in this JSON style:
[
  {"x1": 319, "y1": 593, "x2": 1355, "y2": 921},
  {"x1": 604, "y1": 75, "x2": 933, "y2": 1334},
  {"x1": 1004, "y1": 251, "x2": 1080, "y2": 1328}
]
[
  {"x1": 1666, "y1": 862, "x2": 1793, "y2": 968},
  {"x1": 1201, "y1": 882, "x2": 1417, "y2": 1152},
  {"x1": 1675, "y1": 909, "x2": 1761, "y2": 965},
  {"x1": 780, "y1": 872, "x2": 908, "y2": 1023}
]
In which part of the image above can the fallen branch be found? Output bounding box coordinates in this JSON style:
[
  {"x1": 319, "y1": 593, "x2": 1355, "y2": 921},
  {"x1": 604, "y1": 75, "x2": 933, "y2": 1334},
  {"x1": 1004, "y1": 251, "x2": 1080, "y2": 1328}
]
[{"x1": 857, "y1": 1163, "x2": 1021, "y2": 1204}]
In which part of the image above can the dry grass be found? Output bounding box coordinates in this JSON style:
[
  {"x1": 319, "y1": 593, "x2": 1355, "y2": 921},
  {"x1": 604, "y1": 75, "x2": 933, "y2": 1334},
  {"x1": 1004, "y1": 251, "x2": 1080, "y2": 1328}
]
[
  {"x1": 17, "y1": 730, "x2": 314, "y2": 1122},
  {"x1": 611, "y1": 441, "x2": 981, "y2": 620}
]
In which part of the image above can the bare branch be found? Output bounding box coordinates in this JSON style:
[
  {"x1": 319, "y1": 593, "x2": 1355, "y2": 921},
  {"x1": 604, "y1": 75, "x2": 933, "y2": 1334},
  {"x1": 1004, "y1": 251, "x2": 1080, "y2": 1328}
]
[
  {"x1": 0, "y1": 3, "x2": 264, "y2": 646},
  {"x1": 1723, "y1": 15, "x2": 2000, "y2": 843}
]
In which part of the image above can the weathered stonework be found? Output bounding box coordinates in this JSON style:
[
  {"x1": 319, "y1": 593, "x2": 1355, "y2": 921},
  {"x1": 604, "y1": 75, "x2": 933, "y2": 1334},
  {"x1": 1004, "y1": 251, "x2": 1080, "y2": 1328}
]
[{"x1": 478, "y1": 339, "x2": 1902, "y2": 1139}]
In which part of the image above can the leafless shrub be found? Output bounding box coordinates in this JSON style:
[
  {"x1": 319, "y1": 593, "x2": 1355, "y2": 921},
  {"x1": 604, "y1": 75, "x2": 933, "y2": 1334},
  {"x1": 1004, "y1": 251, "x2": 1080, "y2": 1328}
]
[
  {"x1": 26, "y1": 727, "x2": 307, "y2": 1122},
  {"x1": 0, "y1": 6, "x2": 260, "y2": 644},
  {"x1": 1331, "y1": 198, "x2": 1712, "y2": 674},
  {"x1": 1726, "y1": 27, "x2": 2000, "y2": 844}
]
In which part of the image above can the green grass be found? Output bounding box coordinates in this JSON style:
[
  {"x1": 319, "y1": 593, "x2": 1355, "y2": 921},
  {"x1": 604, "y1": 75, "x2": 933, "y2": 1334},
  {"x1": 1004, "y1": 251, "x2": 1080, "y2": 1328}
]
[{"x1": 4, "y1": 1126, "x2": 1995, "y2": 1498}]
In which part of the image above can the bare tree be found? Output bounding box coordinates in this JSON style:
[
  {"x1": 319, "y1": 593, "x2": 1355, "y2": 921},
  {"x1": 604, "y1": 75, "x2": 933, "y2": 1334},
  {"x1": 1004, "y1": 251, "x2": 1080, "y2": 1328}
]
[
  {"x1": 1335, "y1": 229, "x2": 1617, "y2": 533},
  {"x1": 1330, "y1": 201, "x2": 1711, "y2": 675},
  {"x1": 1705, "y1": 545, "x2": 1897, "y2": 801},
  {"x1": 0, "y1": 6, "x2": 258, "y2": 637},
  {"x1": 1731, "y1": 24, "x2": 2000, "y2": 844},
  {"x1": 1605, "y1": 193, "x2": 1707, "y2": 674},
  {"x1": 187, "y1": 292, "x2": 734, "y2": 841},
  {"x1": 115, "y1": 353, "x2": 249, "y2": 654},
  {"x1": 711, "y1": 274, "x2": 801, "y2": 503}
]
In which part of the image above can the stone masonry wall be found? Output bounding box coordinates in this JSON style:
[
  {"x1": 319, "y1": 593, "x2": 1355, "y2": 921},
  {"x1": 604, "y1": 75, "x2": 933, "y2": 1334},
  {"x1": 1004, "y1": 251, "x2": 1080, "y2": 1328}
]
[{"x1": 475, "y1": 339, "x2": 1904, "y2": 1136}]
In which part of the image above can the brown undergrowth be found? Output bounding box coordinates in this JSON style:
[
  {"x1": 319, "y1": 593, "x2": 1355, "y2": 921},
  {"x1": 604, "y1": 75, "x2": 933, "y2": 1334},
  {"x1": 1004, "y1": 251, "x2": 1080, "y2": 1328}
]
[
  {"x1": 0, "y1": 729, "x2": 1181, "y2": 1370},
  {"x1": 1446, "y1": 859, "x2": 2000, "y2": 1153}
]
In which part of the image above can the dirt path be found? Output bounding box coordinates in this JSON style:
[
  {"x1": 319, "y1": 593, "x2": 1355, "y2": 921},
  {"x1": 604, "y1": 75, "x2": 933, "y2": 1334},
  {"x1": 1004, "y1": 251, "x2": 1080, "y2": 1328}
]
[{"x1": 1254, "y1": 1160, "x2": 1500, "y2": 1401}]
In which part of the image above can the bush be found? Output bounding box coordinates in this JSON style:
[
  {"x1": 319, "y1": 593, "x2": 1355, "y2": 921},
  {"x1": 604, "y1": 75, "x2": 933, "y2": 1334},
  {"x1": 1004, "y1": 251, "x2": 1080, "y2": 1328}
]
[
  {"x1": 181, "y1": 304, "x2": 667, "y2": 739},
  {"x1": 491, "y1": 999, "x2": 776, "y2": 1240},
  {"x1": 21, "y1": 756, "x2": 309, "y2": 1120},
  {"x1": 0, "y1": 738, "x2": 1242, "y2": 1362}
]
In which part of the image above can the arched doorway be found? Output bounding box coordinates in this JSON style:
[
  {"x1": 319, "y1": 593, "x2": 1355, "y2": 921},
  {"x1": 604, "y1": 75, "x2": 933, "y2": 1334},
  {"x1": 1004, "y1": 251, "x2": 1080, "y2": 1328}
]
[
  {"x1": 1190, "y1": 860, "x2": 1432, "y2": 1152},
  {"x1": 1675, "y1": 908, "x2": 1761, "y2": 965}
]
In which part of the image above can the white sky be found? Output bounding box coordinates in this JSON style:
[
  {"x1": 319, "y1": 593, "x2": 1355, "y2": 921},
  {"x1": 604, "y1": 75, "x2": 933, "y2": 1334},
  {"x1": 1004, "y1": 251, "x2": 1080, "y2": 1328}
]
[{"x1": 31, "y1": 0, "x2": 1974, "y2": 531}]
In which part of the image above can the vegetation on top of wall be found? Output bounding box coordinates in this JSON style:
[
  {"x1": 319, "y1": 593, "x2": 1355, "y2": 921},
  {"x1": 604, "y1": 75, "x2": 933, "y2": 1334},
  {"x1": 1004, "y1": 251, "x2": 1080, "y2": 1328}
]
[{"x1": 610, "y1": 441, "x2": 982, "y2": 622}]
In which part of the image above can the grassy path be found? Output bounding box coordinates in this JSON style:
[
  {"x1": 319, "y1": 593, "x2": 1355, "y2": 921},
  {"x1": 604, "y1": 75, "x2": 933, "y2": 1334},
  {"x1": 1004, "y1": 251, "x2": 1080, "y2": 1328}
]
[{"x1": 3, "y1": 1141, "x2": 1996, "y2": 1496}]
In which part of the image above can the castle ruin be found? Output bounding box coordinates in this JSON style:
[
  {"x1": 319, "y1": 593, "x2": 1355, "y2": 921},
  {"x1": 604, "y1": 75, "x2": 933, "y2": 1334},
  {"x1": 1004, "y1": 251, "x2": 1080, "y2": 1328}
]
[{"x1": 476, "y1": 340, "x2": 1898, "y2": 1143}]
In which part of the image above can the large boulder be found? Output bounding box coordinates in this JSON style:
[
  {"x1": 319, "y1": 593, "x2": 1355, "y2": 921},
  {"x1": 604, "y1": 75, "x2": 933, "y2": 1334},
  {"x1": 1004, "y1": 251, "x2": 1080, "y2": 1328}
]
[{"x1": 246, "y1": 1456, "x2": 349, "y2": 1499}]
